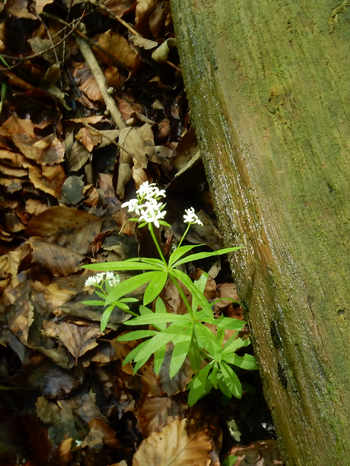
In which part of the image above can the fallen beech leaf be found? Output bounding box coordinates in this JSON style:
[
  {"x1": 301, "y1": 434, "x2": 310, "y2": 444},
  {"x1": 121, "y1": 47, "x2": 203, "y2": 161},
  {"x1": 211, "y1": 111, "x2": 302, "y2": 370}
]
[
  {"x1": 7, "y1": 0, "x2": 36, "y2": 18},
  {"x1": 135, "y1": 0, "x2": 157, "y2": 29},
  {"x1": 95, "y1": 30, "x2": 140, "y2": 70},
  {"x1": 42, "y1": 321, "x2": 102, "y2": 361},
  {"x1": 132, "y1": 418, "x2": 212, "y2": 466},
  {"x1": 7, "y1": 294, "x2": 34, "y2": 344},
  {"x1": 29, "y1": 238, "x2": 83, "y2": 276},
  {"x1": 129, "y1": 34, "x2": 158, "y2": 50},
  {"x1": 26, "y1": 163, "x2": 66, "y2": 198},
  {"x1": 0, "y1": 242, "x2": 31, "y2": 289},
  {"x1": 116, "y1": 123, "x2": 154, "y2": 198},
  {"x1": 25, "y1": 198, "x2": 49, "y2": 215},
  {"x1": 103, "y1": 0, "x2": 134, "y2": 17},
  {"x1": 35, "y1": 0, "x2": 55, "y2": 14},
  {"x1": 27, "y1": 206, "x2": 102, "y2": 255},
  {"x1": 0, "y1": 115, "x2": 65, "y2": 164},
  {"x1": 86, "y1": 418, "x2": 119, "y2": 448},
  {"x1": 137, "y1": 397, "x2": 186, "y2": 437},
  {"x1": 66, "y1": 140, "x2": 90, "y2": 172},
  {"x1": 216, "y1": 283, "x2": 239, "y2": 308},
  {"x1": 0, "y1": 177, "x2": 25, "y2": 193},
  {"x1": 76, "y1": 127, "x2": 101, "y2": 152}
]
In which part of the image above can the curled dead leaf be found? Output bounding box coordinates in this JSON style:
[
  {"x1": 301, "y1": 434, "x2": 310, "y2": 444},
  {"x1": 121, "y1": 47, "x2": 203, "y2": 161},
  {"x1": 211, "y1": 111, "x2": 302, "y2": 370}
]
[
  {"x1": 132, "y1": 418, "x2": 212, "y2": 466},
  {"x1": 42, "y1": 321, "x2": 102, "y2": 362}
]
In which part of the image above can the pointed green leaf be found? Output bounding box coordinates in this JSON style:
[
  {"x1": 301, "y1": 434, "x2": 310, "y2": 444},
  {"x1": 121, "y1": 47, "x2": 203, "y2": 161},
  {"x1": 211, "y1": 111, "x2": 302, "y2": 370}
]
[
  {"x1": 217, "y1": 316, "x2": 246, "y2": 331},
  {"x1": 169, "y1": 338, "x2": 191, "y2": 378},
  {"x1": 123, "y1": 313, "x2": 190, "y2": 326},
  {"x1": 188, "y1": 344, "x2": 202, "y2": 372},
  {"x1": 143, "y1": 271, "x2": 168, "y2": 305},
  {"x1": 191, "y1": 273, "x2": 208, "y2": 311},
  {"x1": 105, "y1": 272, "x2": 156, "y2": 304},
  {"x1": 194, "y1": 323, "x2": 220, "y2": 356},
  {"x1": 133, "y1": 333, "x2": 173, "y2": 363},
  {"x1": 81, "y1": 300, "x2": 105, "y2": 307},
  {"x1": 219, "y1": 362, "x2": 242, "y2": 399},
  {"x1": 154, "y1": 347, "x2": 166, "y2": 375},
  {"x1": 100, "y1": 305, "x2": 114, "y2": 331},
  {"x1": 123, "y1": 340, "x2": 148, "y2": 365},
  {"x1": 222, "y1": 337, "x2": 251, "y2": 356},
  {"x1": 117, "y1": 330, "x2": 157, "y2": 341},
  {"x1": 82, "y1": 261, "x2": 161, "y2": 272},
  {"x1": 187, "y1": 363, "x2": 212, "y2": 406},
  {"x1": 168, "y1": 244, "x2": 202, "y2": 267},
  {"x1": 120, "y1": 297, "x2": 139, "y2": 303},
  {"x1": 223, "y1": 353, "x2": 257, "y2": 370},
  {"x1": 173, "y1": 246, "x2": 242, "y2": 267}
]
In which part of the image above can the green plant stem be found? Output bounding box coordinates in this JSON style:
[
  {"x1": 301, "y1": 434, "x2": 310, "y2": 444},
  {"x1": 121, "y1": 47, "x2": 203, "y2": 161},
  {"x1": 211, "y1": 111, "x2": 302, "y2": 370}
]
[
  {"x1": 178, "y1": 223, "x2": 191, "y2": 248},
  {"x1": 148, "y1": 223, "x2": 167, "y2": 263}
]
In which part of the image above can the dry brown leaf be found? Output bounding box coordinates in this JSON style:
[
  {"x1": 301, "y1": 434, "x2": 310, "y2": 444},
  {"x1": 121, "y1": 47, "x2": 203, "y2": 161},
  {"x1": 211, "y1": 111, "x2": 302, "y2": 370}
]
[
  {"x1": 148, "y1": 1, "x2": 168, "y2": 39},
  {"x1": 25, "y1": 198, "x2": 49, "y2": 215},
  {"x1": 27, "y1": 206, "x2": 102, "y2": 255},
  {"x1": 136, "y1": 397, "x2": 186, "y2": 437},
  {"x1": 117, "y1": 123, "x2": 154, "y2": 198},
  {"x1": 85, "y1": 418, "x2": 120, "y2": 448},
  {"x1": 26, "y1": 162, "x2": 66, "y2": 198},
  {"x1": 68, "y1": 115, "x2": 106, "y2": 125},
  {"x1": 7, "y1": 0, "x2": 36, "y2": 18},
  {"x1": 132, "y1": 418, "x2": 212, "y2": 466},
  {"x1": 29, "y1": 237, "x2": 84, "y2": 276},
  {"x1": 103, "y1": 0, "x2": 134, "y2": 17},
  {"x1": 42, "y1": 321, "x2": 102, "y2": 361},
  {"x1": 58, "y1": 437, "x2": 73, "y2": 465},
  {"x1": 76, "y1": 127, "x2": 101, "y2": 152},
  {"x1": 0, "y1": 115, "x2": 65, "y2": 165},
  {"x1": 73, "y1": 63, "x2": 103, "y2": 102},
  {"x1": 0, "y1": 164, "x2": 27, "y2": 177},
  {"x1": 7, "y1": 291, "x2": 34, "y2": 344},
  {"x1": 0, "y1": 242, "x2": 31, "y2": 289},
  {"x1": 216, "y1": 283, "x2": 239, "y2": 308},
  {"x1": 0, "y1": 177, "x2": 25, "y2": 193},
  {"x1": 135, "y1": 0, "x2": 157, "y2": 29},
  {"x1": 95, "y1": 30, "x2": 140, "y2": 70},
  {"x1": 66, "y1": 139, "x2": 90, "y2": 172},
  {"x1": 35, "y1": 0, "x2": 55, "y2": 14}
]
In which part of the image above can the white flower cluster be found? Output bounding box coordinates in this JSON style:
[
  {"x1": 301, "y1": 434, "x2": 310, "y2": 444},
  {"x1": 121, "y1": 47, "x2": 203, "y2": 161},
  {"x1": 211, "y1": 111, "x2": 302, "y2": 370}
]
[
  {"x1": 85, "y1": 272, "x2": 120, "y2": 288},
  {"x1": 183, "y1": 207, "x2": 203, "y2": 226},
  {"x1": 122, "y1": 181, "x2": 167, "y2": 228}
]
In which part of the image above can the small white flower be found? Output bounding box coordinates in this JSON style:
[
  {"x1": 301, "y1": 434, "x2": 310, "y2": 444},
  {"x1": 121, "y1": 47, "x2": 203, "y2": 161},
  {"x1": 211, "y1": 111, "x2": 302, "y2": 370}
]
[
  {"x1": 122, "y1": 182, "x2": 167, "y2": 227},
  {"x1": 121, "y1": 198, "x2": 141, "y2": 215},
  {"x1": 137, "y1": 181, "x2": 166, "y2": 200},
  {"x1": 105, "y1": 272, "x2": 120, "y2": 287},
  {"x1": 84, "y1": 272, "x2": 106, "y2": 288},
  {"x1": 139, "y1": 199, "x2": 166, "y2": 228},
  {"x1": 183, "y1": 207, "x2": 203, "y2": 226}
]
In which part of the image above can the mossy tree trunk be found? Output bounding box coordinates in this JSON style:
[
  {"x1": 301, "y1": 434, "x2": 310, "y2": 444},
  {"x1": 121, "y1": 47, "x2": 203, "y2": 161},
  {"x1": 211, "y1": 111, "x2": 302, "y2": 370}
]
[{"x1": 171, "y1": 1, "x2": 350, "y2": 464}]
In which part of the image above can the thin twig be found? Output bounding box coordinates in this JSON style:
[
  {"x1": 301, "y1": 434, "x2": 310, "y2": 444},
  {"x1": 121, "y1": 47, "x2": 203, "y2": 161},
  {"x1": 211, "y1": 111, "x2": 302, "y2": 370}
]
[{"x1": 76, "y1": 36, "x2": 126, "y2": 129}]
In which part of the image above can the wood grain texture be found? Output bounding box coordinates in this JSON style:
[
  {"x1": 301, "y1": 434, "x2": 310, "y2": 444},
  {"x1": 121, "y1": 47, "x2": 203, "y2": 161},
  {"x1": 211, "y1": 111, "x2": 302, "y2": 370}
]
[{"x1": 171, "y1": 1, "x2": 350, "y2": 464}]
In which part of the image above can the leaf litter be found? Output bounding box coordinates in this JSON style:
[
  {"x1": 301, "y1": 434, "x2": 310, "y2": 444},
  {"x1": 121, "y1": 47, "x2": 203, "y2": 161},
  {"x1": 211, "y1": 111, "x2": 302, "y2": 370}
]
[{"x1": 0, "y1": 0, "x2": 282, "y2": 465}]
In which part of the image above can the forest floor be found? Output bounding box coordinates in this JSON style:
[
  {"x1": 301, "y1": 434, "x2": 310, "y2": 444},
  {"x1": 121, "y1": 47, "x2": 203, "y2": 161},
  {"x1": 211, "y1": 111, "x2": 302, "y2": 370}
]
[{"x1": 0, "y1": 1, "x2": 282, "y2": 464}]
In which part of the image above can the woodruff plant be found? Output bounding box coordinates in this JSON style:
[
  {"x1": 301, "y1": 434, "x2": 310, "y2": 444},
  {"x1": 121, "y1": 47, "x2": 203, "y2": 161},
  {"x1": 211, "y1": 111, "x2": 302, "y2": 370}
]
[{"x1": 82, "y1": 182, "x2": 257, "y2": 405}]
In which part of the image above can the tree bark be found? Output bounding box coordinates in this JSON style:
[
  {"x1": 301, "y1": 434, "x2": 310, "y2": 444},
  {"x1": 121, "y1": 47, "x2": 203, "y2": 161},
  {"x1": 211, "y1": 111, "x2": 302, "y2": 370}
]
[{"x1": 170, "y1": 1, "x2": 350, "y2": 464}]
